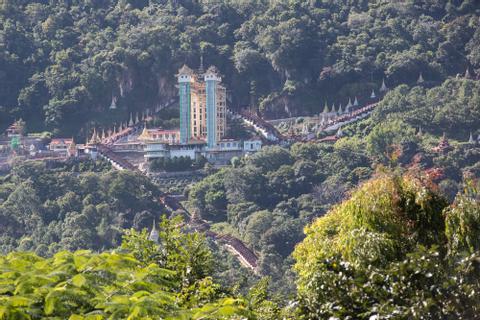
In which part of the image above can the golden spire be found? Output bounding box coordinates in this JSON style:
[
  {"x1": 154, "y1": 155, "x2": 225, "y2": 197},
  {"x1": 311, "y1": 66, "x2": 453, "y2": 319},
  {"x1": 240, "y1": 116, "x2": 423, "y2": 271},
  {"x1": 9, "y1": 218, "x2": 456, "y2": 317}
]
[
  {"x1": 138, "y1": 124, "x2": 150, "y2": 141},
  {"x1": 89, "y1": 128, "x2": 100, "y2": 145}
]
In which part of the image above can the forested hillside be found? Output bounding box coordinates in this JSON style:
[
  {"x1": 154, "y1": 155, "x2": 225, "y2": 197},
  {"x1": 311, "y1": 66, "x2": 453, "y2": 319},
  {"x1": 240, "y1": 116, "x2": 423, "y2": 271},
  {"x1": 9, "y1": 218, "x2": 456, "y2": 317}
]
[
  {"x1": 1, "y1": 0, "x2": 479, "y2": 135},
  {"x1": 1, "y1": 1, "x2": 480, "y2": 318},
  {"x1": 0, "y1": 161, "x2": 164, "y2": 255},
  {"x1": 2, "y1": 172, "x2": 480, "y2": 319},
  {"x1": 293, "y1": 173, "x2": 480, "y2": 319}
]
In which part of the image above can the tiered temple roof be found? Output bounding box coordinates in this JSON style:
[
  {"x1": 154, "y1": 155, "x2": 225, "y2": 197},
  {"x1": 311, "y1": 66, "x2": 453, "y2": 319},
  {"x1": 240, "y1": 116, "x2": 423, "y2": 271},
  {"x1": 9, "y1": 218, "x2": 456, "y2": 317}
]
[
  {"x1": 88, "y1": 128, "x2": 101, "y2": 145},
  {"x1": 177, "y1": 64, "x2": 194, "y2": 76},
  {"x1": 432, "y1": 133, "x2": 452, "y2": 153}
]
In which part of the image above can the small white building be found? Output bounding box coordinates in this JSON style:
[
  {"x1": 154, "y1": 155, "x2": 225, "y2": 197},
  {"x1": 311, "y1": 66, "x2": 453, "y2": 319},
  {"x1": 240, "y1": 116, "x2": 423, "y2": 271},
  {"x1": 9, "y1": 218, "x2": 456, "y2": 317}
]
[
  {"x1": 216, "y1": 140, "x2": 243, "y2": 151},
  {"x1": 144, "y1": 143, "x2": 169, "y2": 159},
  {"x1": 144, "y1": 141, "x2": 204, "y2": 160},
  {"x1": 143, "y1": 137, "x2": 262, "y2": 165},
  {"x1": 170, "y1": 148, "x2": 197, "y2": 159},
  {"x1": 49, "y1": 138, "x2": 73, "y2": 155},
  {"x1": 243, "y1": 139, "x2": 262, "y2": 152}
]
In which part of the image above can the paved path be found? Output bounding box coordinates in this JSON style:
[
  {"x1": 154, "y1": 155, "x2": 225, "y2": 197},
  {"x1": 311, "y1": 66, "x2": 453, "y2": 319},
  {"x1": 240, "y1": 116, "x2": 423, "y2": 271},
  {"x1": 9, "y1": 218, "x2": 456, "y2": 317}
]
[{"x1": 96, "y1": 142, "x2": 259, "y2": 273}]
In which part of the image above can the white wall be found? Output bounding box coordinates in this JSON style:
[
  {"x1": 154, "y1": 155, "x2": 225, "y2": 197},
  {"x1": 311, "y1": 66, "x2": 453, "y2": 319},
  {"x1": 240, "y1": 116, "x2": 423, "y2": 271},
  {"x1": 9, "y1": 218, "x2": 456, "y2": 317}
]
[
  {"x1": 243, "y1": 140, "x2": 262, "y2": 151},
  {"x1": 170, "y1": 148, "x2": 196, "y2": 159}
]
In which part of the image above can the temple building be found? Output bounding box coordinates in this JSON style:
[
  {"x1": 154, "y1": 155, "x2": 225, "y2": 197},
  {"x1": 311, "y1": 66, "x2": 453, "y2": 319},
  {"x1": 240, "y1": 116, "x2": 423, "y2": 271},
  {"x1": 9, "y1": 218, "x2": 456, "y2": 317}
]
[
  {"x1": 85, "y1": 63, "x2": 263, "y2": 166},
  {"x1": 49, "y1": 138, "x2": 74, "y2": 155},
  {"x1": 137, "y1": 64, "x2": 262, "y2": 165},
  {"x1": 177, "y1": 65, "x2": 226, "y2": 147},
  {"x1": 432, "y1": 133, "x2": 453, "y2": 153},
  {"x1": 138, "y1": 127, "x2": 180, "y2": 144}
]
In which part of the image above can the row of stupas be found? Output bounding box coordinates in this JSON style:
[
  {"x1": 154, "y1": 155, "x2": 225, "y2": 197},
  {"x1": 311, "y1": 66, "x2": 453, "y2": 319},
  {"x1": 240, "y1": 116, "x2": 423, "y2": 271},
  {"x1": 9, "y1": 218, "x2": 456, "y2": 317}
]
[{"x1": 319, "y1": 78, "x2": 388, "y2": 118}]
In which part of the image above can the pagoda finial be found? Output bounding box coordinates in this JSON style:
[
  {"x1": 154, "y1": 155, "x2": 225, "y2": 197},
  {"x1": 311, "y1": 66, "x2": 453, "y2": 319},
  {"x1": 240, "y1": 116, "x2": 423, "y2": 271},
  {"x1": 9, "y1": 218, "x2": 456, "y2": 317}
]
[
  {"x1": 380, "y1": 78, "x2": 388, "y2": 92},
  {"x1": 138, "y1": 124, "x2": 150, "y2": 141},
  {"x1": 338, "y1": 103, "x2": 343, "y2": 114},
  {"x1": 353, "y1": 96, "x2": 359, "y2": 106},
  {"x1": 346, "y1": 98, "x2": 352, "y2": 113},
  {"x1": 89, "y1": 128, "x2": 100, "y2": 145},
  {"x1": 465, "y1": 68, "x2": 471, "y2": 79},
  {"x1": 129, "y1": 113, "x2": 134, "y2": 127},
  {"x1": 135, "y1": 113, "x2": 139, "y2": 124},
  {"x1": 101, "y1": 128, "x2": 106, "y2": 141},
  {"x1": 370, "y1": 89, "x2": 376, "y2": 99},
  {"x1": 323, "y1": 101, "x2": 329, "y2": 114},
  {"x1": 468, "y1": 132, "x2": 475, "y2": 144},
  {"x1": 417, "y1": 126, "x2": 423, "y2": 137},
  {"x1": 347, "y1": 97, "x2": 352, "y2": 108},
  {"x1": 148, "y1": 219, "x2": 159, "y2": 244},
  {"x1": 199, "y1": 55, "x2": 205, "y2": 74},
  {"x1": 331, "y1": 103, "x2": 336, "y2": 114},
  {"x1": 417, "y1": 72, "x2": 424, "y2": 84},
  {"x1": 109, "y1": 95, "x2": 117, "y2": 109}
]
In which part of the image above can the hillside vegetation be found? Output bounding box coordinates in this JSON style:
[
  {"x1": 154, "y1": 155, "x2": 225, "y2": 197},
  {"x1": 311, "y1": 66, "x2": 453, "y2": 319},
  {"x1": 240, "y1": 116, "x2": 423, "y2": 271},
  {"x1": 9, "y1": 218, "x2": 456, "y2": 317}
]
[
  {"x1": 1, "y1": 0, "x2": 479, "y2": 135},
  {"x1": 1, "y1": 1, "x2": 480, "y2": 318},
  {"x1": 1, "y1": 173, "x2": 480, "y2": 319},
  {"x1": 187, "y1": 76, "x2": 480, "y2": 293},
  {"x1": 0, "y1": 161, "x2": 164, "y2": 255}
]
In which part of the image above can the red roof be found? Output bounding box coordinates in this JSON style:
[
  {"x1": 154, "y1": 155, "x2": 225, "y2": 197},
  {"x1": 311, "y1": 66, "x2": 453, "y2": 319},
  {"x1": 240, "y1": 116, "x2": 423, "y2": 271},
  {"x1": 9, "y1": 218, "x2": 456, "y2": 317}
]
[
  {"x1": 50, "y1": 138, "x2": 73, "y2": 145},
  {"x1": 148, "y1": 129, "x2": 179, "y2": 134}
]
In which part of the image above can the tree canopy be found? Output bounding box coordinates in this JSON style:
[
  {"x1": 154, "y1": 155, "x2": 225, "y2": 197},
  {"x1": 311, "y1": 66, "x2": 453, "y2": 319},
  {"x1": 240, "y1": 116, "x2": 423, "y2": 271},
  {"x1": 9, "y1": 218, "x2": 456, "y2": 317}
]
[
  {"x1": 1, "y1": 0, "x2": 479, "y2": 135},
  {"x1": 293, "y1": 174, "x2": 480, "y2": 319}
]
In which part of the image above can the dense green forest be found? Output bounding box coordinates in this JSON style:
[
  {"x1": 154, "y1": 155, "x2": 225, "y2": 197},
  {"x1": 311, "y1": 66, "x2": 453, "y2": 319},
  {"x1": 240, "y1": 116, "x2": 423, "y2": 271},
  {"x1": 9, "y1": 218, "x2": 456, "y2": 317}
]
[
  {"x1": 0, "y1": 161, "x2": 164, "y2": 255},
  {"x1": 1, "y1": 0, "x2": 480, "y2": 318},
  {"x1": 187, "y1": 76, "x2": 480, "y2": 294},
  {"x1": 1, "y1": 0, "x2": 480, "y2": 135},
  {"x1": 2, "y1": 173, "x2": 480, "y2": 318}
]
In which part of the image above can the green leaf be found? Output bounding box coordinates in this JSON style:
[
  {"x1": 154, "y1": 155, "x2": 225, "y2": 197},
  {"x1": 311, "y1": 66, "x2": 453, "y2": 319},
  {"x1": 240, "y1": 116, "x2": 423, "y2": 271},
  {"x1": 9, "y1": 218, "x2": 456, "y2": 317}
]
[
  {"x1": 44, "y1": 292, "x2": 56, "y2": 316},
  {"x1": 71, "y1": 274, "x2": 86, "y2": 288},
  {"x1": 73, "y1": 252, "x2": 91, "y2": 271},
  {"x1": 9, "y1": 296, "x2": 32, "y2": 307}
]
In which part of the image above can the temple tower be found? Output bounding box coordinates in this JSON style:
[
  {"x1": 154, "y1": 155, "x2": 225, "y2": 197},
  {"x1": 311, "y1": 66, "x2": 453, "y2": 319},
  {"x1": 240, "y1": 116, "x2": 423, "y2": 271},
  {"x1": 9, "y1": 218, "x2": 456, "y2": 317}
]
[
  {"x1": 177, "y1": 65, "x2": 194, "y2": 144},
  {"x1": 205, "y1": 66, "x2": 223, "y2": 148}
]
